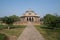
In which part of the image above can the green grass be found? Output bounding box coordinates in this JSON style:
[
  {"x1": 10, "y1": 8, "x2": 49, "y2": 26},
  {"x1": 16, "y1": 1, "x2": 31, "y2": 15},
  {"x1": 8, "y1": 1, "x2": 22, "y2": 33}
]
[
  {"x1": 0, "y1": 25, "x2": 7, "y2": 29},
  {"x1": 35, "y1": 25, "x2": 60, "y2": 40},
  {"x1": 0, "y1": 24, "x2": 26, "y2": 29},
  {"x1": 0, "y1": 25, "x2": 26, "y2": 37}
]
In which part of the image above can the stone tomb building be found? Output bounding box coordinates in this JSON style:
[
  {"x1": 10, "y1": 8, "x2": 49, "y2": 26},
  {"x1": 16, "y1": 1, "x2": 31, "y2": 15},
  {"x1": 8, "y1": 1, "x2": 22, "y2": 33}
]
[{"x1": 14, "y1": 9, "x2": 40, "y2": 25}]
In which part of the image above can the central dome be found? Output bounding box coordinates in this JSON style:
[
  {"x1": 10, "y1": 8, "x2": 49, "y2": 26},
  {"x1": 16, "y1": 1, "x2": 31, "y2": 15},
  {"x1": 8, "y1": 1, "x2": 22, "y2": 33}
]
[
  {"x1": 22, "y1": 9, "x2": 39, "y2": 17},
  {"x1": 25, "y1": 9, "x2": 34, "y2": 13}
]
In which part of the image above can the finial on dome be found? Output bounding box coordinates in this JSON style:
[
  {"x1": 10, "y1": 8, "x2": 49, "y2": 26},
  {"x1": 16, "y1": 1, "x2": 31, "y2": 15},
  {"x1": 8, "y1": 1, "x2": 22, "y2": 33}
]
[
  {"x1": 26, "y1": 8, "x2": 34, "y2": 13},
  {"x1": 28, "y1": 8, "x2": 33, "y2": 11}
]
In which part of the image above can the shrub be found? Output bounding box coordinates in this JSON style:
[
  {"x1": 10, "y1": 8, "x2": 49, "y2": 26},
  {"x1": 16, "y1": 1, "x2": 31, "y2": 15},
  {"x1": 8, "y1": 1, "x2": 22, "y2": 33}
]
[
  {"x1": 0, "y1": 25, "x2": 8, "y2": 30},
  {"x1": 43, "y1": 14, "x2": 60, "y2": 29},
  {"x1": 0, "y1": 33, "x2": 7, "y2": 40}
]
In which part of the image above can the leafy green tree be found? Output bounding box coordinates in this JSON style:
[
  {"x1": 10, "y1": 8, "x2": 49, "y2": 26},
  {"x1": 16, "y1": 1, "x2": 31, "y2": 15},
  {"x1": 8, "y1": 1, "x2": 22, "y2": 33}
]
[
  {"x1": 1, "y1": 15, "x2": 20, "y2": 29},
  {"x1": 0, "y1": 18, "x2": 2, "y2": 24},
  {"x1": 43, "y1": 14, "x2": 60, "y2": 29},
  {"x1": 55, "y1": 16, "x2": 60, "y2": 28},
  {"x1": 9, "y1": 15, "x2": 20, "y2": 22}
]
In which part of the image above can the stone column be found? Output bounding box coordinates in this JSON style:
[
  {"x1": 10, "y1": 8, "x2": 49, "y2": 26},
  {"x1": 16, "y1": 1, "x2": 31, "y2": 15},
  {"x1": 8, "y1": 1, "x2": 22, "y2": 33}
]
[
  {"x1": 32, "y1": 17, "x2": 33, "y2": 22},
  {"x1": 31, "y1": 17, "x2": 32, "y2": 22},
  {"x1": 33, "y1": 17, "x2": 35, "y2": 22},
  {"x1": 27, "y1": 17, "x2": 29, "y2": 21},
  {"x1": 28, "y1": 17, "x2": 29, "y2": 21}
]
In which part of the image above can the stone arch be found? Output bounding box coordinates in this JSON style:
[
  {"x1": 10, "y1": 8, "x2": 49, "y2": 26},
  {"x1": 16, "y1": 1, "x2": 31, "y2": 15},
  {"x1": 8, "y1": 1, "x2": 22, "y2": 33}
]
[
  {"x1": 27, "y1": 17, "x2": 28, "y2": 21},
  {"x1": 26, "y1": 17, "x2": 34, "y2": 22},
  {"x1": 29, "y1": 17, "x2": 31, "y2": 22}
]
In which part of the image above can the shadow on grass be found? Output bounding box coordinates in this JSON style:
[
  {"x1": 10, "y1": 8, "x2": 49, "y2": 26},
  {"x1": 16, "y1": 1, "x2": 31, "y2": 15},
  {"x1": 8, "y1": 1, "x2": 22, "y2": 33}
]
[
  {"x1": 40, "y1": 25, "x2": 55, "y2": 30},
  {"x1": 9, "y1": 25, "x2": 26, "y2": 29}
]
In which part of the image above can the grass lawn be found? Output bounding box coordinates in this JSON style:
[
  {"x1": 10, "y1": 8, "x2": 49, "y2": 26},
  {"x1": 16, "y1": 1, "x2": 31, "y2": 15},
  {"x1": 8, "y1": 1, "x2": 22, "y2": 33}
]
[
  {"x1": 0, "y1": 25, "x2": 26, "y2": 37},
  {"x1": 35, "y1": 25, "x2": 60, "y2": 40}
]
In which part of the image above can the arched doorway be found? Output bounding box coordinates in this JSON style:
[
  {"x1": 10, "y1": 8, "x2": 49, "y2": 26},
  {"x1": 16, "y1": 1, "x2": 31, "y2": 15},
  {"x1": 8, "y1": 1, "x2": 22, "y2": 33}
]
[
  {"x1": 27, "y1": 17, "x2": 34, "y2": 22},
  {"x1": 29, "y1": 17, "x2": 34, "y2": 22},
  {"x1": 27, "y1": 17, "x2": 28, "y2": 21},
  {"x1": 29, "y1": 17, "x2": 31, "y2": 22}
]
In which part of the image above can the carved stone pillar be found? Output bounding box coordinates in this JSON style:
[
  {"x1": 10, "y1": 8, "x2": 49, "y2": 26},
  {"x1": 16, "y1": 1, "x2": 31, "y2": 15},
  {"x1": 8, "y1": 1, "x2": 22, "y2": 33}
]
[
  {"x1": 27, "y1": 17, "x2": 29, "y2": 21},
  {"x1": 33, "y1": 17, "x2": 35, "y2": 22},
  {"x1": 31, "y1": 17, "x2": 32, "y2": 22}
]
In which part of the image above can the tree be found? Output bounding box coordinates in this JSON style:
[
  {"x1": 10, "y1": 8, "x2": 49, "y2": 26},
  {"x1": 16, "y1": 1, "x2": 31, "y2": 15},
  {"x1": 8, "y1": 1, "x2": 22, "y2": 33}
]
[
  {"x1": 9, "y1": 15, "x2": 20, "y2": 22},
  {"x1": 1, "y1": 15, "x2": 20, "y2": 29},
  {"x1": 55, "y1": 16, "x2": 60, "y2": 28},
  {"x1": 43, "y1": 14, "x2": 60, "y2": 29},
  {"x1": 0, "y1": 18, "x2": 2, "y2": 24}
]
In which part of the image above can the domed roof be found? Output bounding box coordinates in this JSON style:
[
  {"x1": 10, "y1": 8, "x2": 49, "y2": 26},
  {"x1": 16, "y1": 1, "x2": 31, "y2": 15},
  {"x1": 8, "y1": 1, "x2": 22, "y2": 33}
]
[
  {"x1": 25, "y1": 9, "x2": 34, "y2": 13},
  {"x1": 23, "y1": 9, "x2": 39, "y2": 17}
]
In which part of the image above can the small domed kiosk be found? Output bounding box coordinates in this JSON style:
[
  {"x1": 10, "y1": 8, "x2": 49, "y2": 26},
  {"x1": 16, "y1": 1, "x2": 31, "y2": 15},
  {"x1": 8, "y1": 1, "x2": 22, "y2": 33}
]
[
  {"x1": 14, "y1": 9, "x2": 40, "y2": 25},
  {"x1": 20, "y1": 9, "x2": 40, "y2": 23}
]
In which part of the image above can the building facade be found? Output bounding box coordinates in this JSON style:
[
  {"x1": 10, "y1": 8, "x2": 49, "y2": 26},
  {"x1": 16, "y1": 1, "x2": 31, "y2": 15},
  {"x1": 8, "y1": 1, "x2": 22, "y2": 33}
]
[
  {"x1": 14, "y1": 9, "x2": 40, "y2": 25},
  {"x1": 20, "y1": 9, "x2": 40, "y2": 22}
]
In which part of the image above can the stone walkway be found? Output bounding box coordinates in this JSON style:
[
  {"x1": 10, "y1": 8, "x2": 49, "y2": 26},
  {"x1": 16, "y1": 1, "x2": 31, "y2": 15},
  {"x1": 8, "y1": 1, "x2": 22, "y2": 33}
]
[{"x1": 17, "y1": 22, "x2": 45, "y2": 40}]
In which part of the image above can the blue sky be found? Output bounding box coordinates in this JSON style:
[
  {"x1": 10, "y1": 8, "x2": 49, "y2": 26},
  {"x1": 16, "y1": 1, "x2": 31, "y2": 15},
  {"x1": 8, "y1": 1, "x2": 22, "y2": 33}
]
[{"x1": 0, "y1": 0, "x2": 60, "y2": 17}]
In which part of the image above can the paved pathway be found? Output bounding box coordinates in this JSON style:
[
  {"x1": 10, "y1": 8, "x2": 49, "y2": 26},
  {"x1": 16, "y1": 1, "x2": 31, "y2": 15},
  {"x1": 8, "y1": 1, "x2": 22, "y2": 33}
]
[{"x1": 17, "y1": 22, "x2": 45, "y2": 40}]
